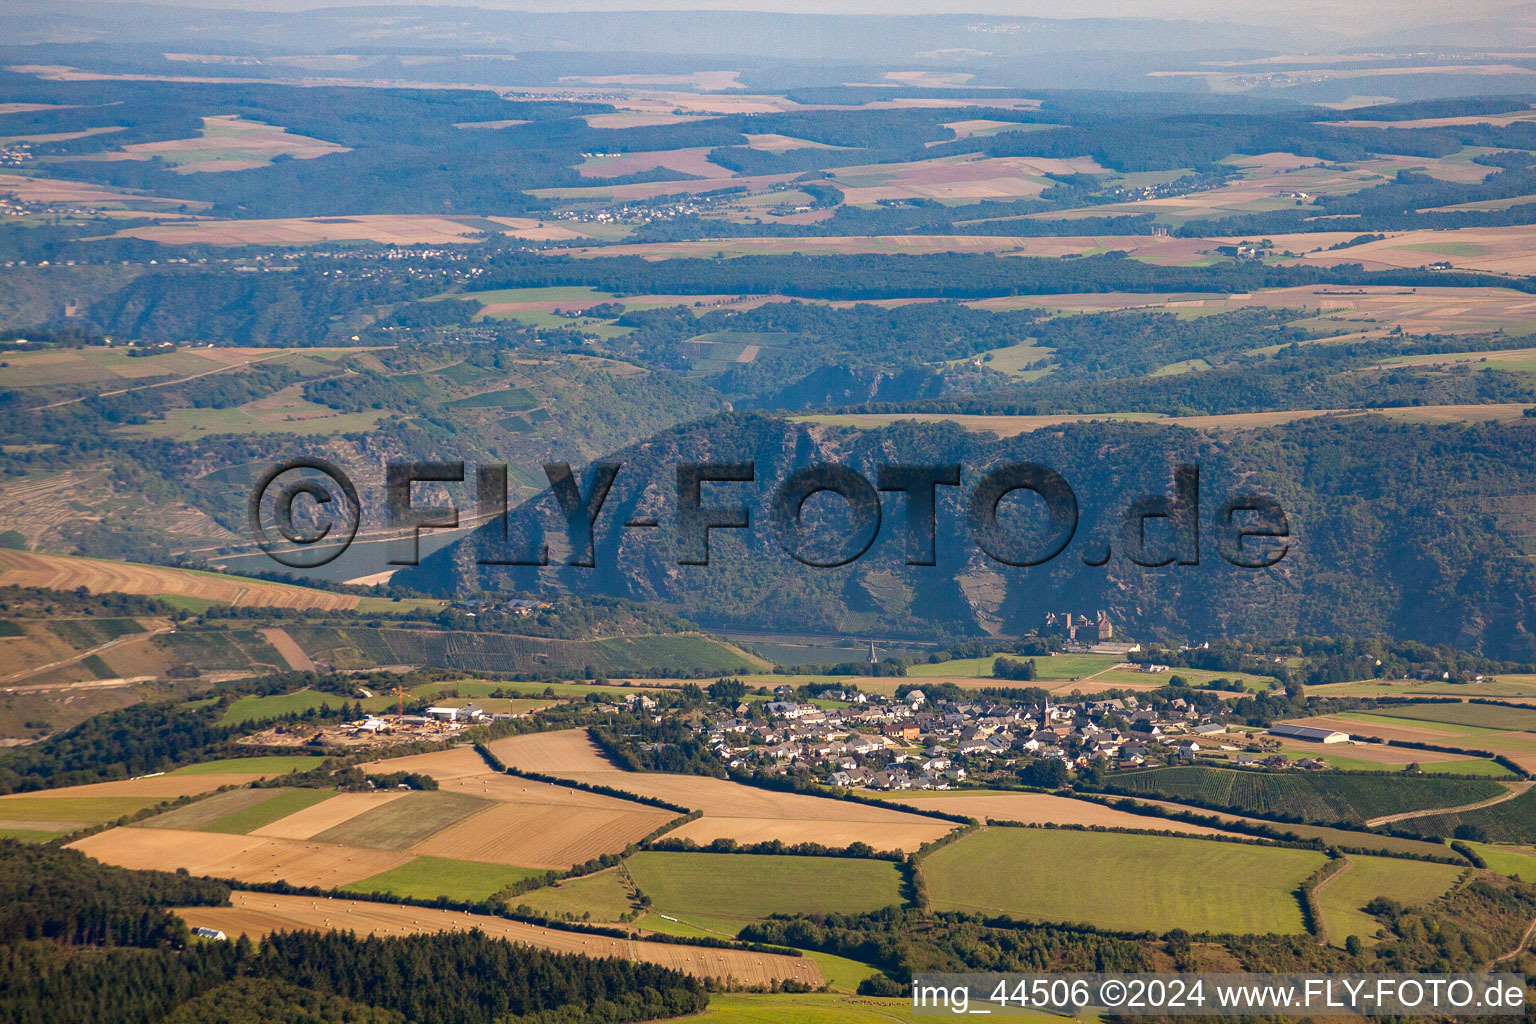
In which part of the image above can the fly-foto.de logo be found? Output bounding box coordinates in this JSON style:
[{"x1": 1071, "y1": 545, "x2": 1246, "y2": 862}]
[{"x1": 249, "y1": 459, "x2": 1290, "y2": 571}]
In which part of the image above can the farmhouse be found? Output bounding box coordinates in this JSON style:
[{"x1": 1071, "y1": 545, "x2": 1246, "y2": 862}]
[
  {"x1": 192, "y1": 927, "x2": 228, "y2": 940},
  {"x1": 1270, "y1": 723, "x2": 1350, "y2": 744}
]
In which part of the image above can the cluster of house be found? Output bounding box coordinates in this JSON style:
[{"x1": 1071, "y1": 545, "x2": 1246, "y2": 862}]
[
  {"x1": 692, "y1": 687, "x2": 1242, "y2": 791},
  {"x1": 451, "y1": 596, "x2": 553, "y2": 617},
  {"x1": 550, "y1": 191, "x2": 739, "y2": 226}
]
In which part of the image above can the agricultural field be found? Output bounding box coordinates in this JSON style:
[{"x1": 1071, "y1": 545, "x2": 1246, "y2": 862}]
[
  {"x1": 624, "y1": 851, "x2": 905, "y2": 935},
  {"x1": 488, "y1": 729, "x2": 956, "y2": 852},
  {"x1": 907, "y1": 652, "x2": 1125, "y2": 682},
  {"x1": 0, "y1": 766, "x2": 299, "y2": 838},
  {"x1": 1468, "y1": 843, "x2": 1536, "y2": 883},
  {"x1": 166, "y1": 755, "x2": 326, "y2": 775},
  {"x1": 1313, "y1": 855, "x2": 1465, "y2": 947},
  {"x1": 309, "y1": 791, "x2": 495, "y2": 849},
  {"x1": 1252, "y1": 744, "x2": 1514, "y2": 777},
  {"x1": 0, "y1": 171, "x2": 207, "y2": 213},
  {"x1": 0, "y1": 551, "x2": 358, "y2": 611},
  {"x1": 215, "y1": 688, "x2": 351, "y2": 725},
  {"x1": 137, "y1": 787, "x2": 315, "y2": 832},
  {"x1": 1357, "y1": 702, "x2": 1536, "y2": 732},
  {"x1": 73, "y1": 744, "x2": 679, "y2": 891},
  {"x1": 922, "y1": 827, "x2": 1325, "y2": 935},
  {"x1": 1102, "y1": 766, "x2": 1508, "y2": 825},
  {"x1": 342, "y1": 856, "x2": 545, "y2": 902},
  {"x1": 884, "y1": 790, "x2": 1239, "y2": 836},
  {"x1": 177, "y1": 891, "x2": 824, "y2": 986},
  {"x1": 108, "y1": 214, "x2": 590, "y2": 246},
  {"x1": 1284, "y1": 712, "x2": 1536, "y2": 772},
  {"x1": 70, "y1": 826, "x2": 417, "y2": 886},
  {"x1": 576, "y1": 146, "x2": 734, "y2": 179},
  {"x1": 364, "y1": 746, "x2": 679, "y2": 867},
  {"x1": 1294, "y1": 226, "x2": 1536, "y2": 275},
  {"x1": 98, "y1": 114, "x2": 350, "y2": 172},
  {"x1": 823, "y1": 154, "x2": 1107, "y2": 205},
  {"x1": 511, "y1": 867, "x2": 637, "y2": 922}
]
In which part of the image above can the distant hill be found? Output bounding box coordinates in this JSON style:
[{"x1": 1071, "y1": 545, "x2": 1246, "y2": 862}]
[{"x1": 397, "y1": 411, "x2": 1536, "y2": 658}]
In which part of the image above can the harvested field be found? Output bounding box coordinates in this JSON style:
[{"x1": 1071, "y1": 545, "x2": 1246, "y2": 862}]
[
  {"x1": 105, "y1": 115, "x2": 349, "y2": 172},
  {"x1": 529, "y1": 171, "x2": 798, "y2": 201},
  {"x1": 660, "y1": 815, "x2": 950, "y2": 851},
  {"x1": 828, "y1": 155, "x2": 1106, "y2": 205},
  {"x1": 0, "y1": 772, "x2": 269, "y2": 802},
  {"x1": 0, "y1": 172, "x2": 206, "y2": 209},
  {"x1": 1325, "y1": 110, "x2": 1536, "y2": 130},
  {"x1": 1288, "y1": 713, "x2": 1536, "y2": 771},
  {"x1": 250, "y1": 792, "x2": 407, "y2": 839},
  {"x1": 0, "y1": 550, "x2": 358, "y2": 610},
  {"x1": 411, "y1": 799, "x2": 672, "y2": 869},
  {"x1": 106, "y1": 214, "x2": 589, "y2": 246},
  {"x1": 360, "y1": 745, "x2": 496, "y2": 781},
  {"x1": 477, "y1": 292, "x2": 776, "y2": 318},
  {"x1": 1362, "y1": 702, "x2": 1536, "y2": 732},
  {"x1": 1292, "y1": 227, "x2": 1536, "y2": 274},
  {"x1": 742, "y1": 132, "x2": 846, "y2": 151},
  {"x1": 487, "y1": 729, "x2": 621, "y2": 774},
  {"x1": 1270, "y1": 737, "x2": 1479, "y2": 766},
  {"x1": 369, "y1": 741, "x2": 684, "y2": 867},
  {"x1": 583, "y1": 112, "x2": 709, "y2": 129},
  {"x1": 178, "y1": 891, "x2": 823, "y2": 986},
  {"x1": 577, "y1": 147, "x2": 735, "y2": 179},
  {"x1": 568, "y1": 233, "x2": 1222, "y2": 263},
  {"x1": 885, "y1": 791, "x2": 1238, "y2": 836},
  {"x1": 1039, "y1": 161, "x2": 1384, "y2": 222},
  {"x1": 491, "y1": 731, "x2": 952, "y2": 852},
  {"x1": 70, "y1": 827, "x2": 413, "y2": 886},
  {"x1": 971, "y1": 282, "x2": 1536, "y2": 335}
]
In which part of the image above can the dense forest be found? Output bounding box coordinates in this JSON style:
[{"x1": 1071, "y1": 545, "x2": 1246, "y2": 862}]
[{"x1": 0, "y1": 845, "x2": 706, "y2": 1024}]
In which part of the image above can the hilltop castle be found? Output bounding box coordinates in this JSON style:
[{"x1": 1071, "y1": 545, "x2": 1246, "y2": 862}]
[{"x1": 1043, "y1": 610, "x2": 1113, "y2": 643}]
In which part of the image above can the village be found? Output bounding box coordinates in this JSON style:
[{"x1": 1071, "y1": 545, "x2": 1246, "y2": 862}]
[{"x1": 682, "y1": 677, "x2": 1347, "y2": 793}]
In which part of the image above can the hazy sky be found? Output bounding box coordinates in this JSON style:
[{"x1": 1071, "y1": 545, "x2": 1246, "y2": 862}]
[
  {"x1": 81, "y1": 0, "x2": 1512, "y2": 22},
  {"x1": 61, "y1": 0, "x2": 1528, "y2": 41}
]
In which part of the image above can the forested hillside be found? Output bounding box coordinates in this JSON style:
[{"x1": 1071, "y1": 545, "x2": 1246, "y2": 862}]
[{"x1": 400, "y1": 412, "x2": 1536, "y2": 658}]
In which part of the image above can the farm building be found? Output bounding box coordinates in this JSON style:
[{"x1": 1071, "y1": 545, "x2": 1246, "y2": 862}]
[
  {"x1": 1270, "y1": 723, "x2": 1350, "y2": 744},
  {"x1": 426, "y1": 705, "x2": 483, "y2": 722},
  {"x1": 192, "y1": 927, "x2": 227, "y2": 940}
]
